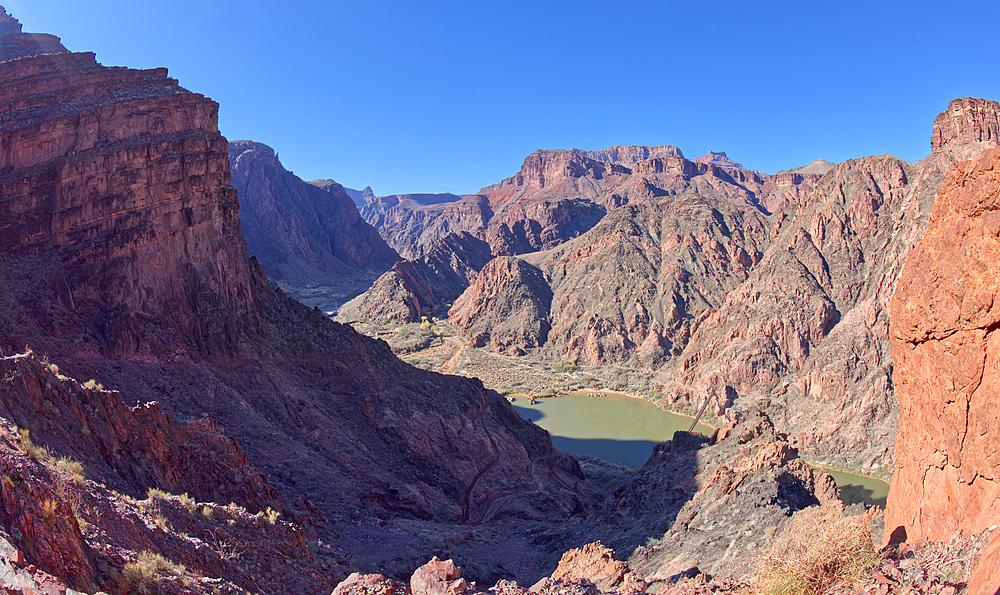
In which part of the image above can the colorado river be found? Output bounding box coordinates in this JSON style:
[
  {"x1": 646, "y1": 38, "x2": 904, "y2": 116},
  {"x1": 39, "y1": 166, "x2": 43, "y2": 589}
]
[
  {"x1": 513, "y1": 392, "x2": 713, "y2": 469},
  {"x1": 513, "y1": 392, "x2": 890, "y2": 508}
]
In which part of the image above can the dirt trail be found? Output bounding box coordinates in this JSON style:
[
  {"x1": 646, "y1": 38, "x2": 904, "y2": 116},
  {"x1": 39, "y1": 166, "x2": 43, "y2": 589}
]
[{"x1": 439, "y1": 336, "x2": 465, "y2": 374}]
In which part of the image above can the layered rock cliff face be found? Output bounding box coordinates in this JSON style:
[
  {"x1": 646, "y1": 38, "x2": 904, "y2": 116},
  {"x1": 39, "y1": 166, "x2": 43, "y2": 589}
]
[
  {"x1": 360, "y1": 194, "x2": 494, "y2": 259},
  {"x1": 0, "y1": 14, "x2": 583, "y2": 550},
  {"x1": 691, "y1": 150, "x2": 762, "y2": 175},
  {"x1": 930, "y1": 97, "x2": 1000, "y2": 161},
  {"x1": 885, "y1": 146, "x2": 1000, "y2": 544},
  {"x1": 571, "y1": 145, "x2": 684, "y2": 167},
  {"x1": 0, "y1": 49, "x2": 257, "y2": 360},
  {"x1": 229, "y1": 140, "x2": 400, "y2": 295}
]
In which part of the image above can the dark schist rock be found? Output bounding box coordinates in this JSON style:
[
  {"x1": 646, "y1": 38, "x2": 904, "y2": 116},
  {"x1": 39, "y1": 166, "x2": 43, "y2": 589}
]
[
  {"x1": 338, "y1": 231, "x2": 493, "y2": 323},
  {"x1": 449, "y1": 256, "x2": 553, "y2": 356},
  {"x1": 230, "y1": 140, "x2": 401, "y2": 292},
  {"x1": 593, "y1": 411, "x2": 838, "y2": 582}
]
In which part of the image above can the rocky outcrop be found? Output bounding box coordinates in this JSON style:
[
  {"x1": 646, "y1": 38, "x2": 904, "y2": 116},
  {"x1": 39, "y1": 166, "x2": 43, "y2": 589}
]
[
  {"x1": 885, "y1": 146, "x2": 1000, "y2": 547},
  {"x1": 361, "y1": 194, "x2": 494, "y2": 259},
  {"x1": 334, "y1": 572, "x2": 412, "y2": 595},
  {"x1": 410, "y1": 557, "x2": 468, "y2": 595},
  {"x1": 449, "y1": 257, "x2": 552, "y2": 356},
  {"x1": 549, "y1": 543, "x2": 632, "y2": 592},
  {"x1": 0, "y1": 352, "x2": 282, "y2": 510},
  {"x1": 571, "y1": 145, "x2": 685, "y2": 167},
  {"x1": 332, "y1": 183, "x2": 376, "y2": 207},
  {"x1": 0, "y1": 353, "x2": 336, "y2": 595},
  {"x1": 691, "y1": 151, "x2": 763, "y2": 175},
  {"x1": 0, "y1": 7, "x2": 67, "y2": 62},
  {"x1": 930, "y1": 97, "x2": 1000, "y2": 161},
  {"x1": 597, "y1": 411, "x2": 838, "y2": 582},
  {"x1": 338, "y1": 232, "x2": 493, "y2": 322},
  {"x1": 230, "y1": 140, "x2": 400, "y2": 293},
  {"x1": 480, "y1": 150, "x2": 631, "y2": 210}
]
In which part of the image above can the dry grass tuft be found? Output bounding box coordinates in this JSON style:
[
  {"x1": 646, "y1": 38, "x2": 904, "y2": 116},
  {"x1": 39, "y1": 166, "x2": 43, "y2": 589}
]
[
  {"x1": 123, "y1": 551, "x2": 187, "y2": 594},
  {"x1": 751, "y1": 506, "x2": 879, "y2": 595}
]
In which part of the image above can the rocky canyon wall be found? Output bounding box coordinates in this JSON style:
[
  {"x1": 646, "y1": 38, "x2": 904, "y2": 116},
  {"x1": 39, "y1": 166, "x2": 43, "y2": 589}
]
[
  {"x1": 0, "y1": 16, "x2": 585, "y2": 538},
  {"x1": 0, "y1": 49, "x2": 258, "y2": 360},
  {"x1": 229, "y1": 140, "x2": 400, "y2": 292},
  {"x1": 885, "y1": 146, "x2": 1000, "y2": 543}
]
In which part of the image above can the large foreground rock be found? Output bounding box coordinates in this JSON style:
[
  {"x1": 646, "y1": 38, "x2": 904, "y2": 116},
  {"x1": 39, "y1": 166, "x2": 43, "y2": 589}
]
[{"x1": 885, "y1": 147, "x2": 1000, "y2": 544}]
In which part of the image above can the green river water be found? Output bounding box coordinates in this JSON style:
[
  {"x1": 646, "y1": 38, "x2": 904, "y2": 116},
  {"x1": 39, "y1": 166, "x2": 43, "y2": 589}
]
[{"x1": 512, "y1": 392, "x2": 890, "y2": 508}]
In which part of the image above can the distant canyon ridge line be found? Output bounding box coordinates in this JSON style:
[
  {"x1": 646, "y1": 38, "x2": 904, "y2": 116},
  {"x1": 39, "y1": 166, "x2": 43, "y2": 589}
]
[{"x1": 232, "y1": 98, "x2": 1000, "y2": 480}]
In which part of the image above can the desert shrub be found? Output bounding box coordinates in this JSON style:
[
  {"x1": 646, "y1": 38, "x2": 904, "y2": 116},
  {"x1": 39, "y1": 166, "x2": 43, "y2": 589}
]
[
  {"x1": 41, "y1": 497, "x2": 59, "y2": 518},
  {"x1": 55, "y1": 456, "x2": 84, "y2": 486},
  {"x1": 550, "y1": 360, "x2": 577, "y2": 373},
  {"x1": 751, "y1": 506, "x2": 879, "y2": 595},
  {"x1": 179, "y1": 492, "x2": 197, "y2": 514},
  {"x1": 147, "y1": 487, "x2": 171, "y2": 500},
  {"x1": 123, "y1": 551, "x2": 187, "y2": 594},
  {"x1": 18, "y1": 428, "x2": 49, "y2": 461}
]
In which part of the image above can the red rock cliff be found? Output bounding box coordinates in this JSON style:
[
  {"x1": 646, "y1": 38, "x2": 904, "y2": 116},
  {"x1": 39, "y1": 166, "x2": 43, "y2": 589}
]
[
  {"x1": 885, "y1": 147, "x2": 1000, "y2": 544},
  {"x1": 0, "y1": 50, "x2": 258, "y2": 359}
]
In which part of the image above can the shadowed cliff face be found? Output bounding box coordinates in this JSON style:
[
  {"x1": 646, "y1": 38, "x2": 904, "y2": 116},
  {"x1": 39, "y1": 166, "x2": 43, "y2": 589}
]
[
  {"x1": 229, "y1": 140, "x2": 400, "y2": 291},
  {"x1": 0, "y1": 22, "x2": 584, "y2": 537}
]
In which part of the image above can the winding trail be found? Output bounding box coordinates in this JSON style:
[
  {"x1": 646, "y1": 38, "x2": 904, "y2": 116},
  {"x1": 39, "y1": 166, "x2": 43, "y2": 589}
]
[{"x1": 460, "y1": 390, "x2": 501, "y2": 523}]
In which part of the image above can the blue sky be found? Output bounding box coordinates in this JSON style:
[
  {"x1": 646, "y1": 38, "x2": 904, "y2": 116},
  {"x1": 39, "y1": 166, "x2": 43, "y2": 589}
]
[{"x1": 9, "y1": 1, "x2": 1000, "y2": 195}]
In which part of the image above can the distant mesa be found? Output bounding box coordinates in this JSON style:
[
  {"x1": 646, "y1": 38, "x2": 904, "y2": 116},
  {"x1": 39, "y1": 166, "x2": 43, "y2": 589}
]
[
  {"x1": 571, "y1": 144, "x2": 685, "y2": 166},
  {"x1": 777, "y1": 158, "x2": 836, "y2": 175},
  {"x1": 0, "y1": 6, "x2": 67, "y2": 62},
  {"x1": 692, "y1": 150, "x2": 767, "y2": 175},
  {"x1": 314, "y1": 182, "x2": 376, "y2": 207}
]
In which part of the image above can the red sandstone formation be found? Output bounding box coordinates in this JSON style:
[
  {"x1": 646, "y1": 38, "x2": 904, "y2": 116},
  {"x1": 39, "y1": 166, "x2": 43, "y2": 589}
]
[
  {"x1": 885, "y1": 146, "x2": 1000, "y2": 547},
  {"x1": 931, "y1": 97, "x2": 1000, "y2": 161},
  {"x1": 0, "y1": 48, "x2": 257, "y2": 360}
]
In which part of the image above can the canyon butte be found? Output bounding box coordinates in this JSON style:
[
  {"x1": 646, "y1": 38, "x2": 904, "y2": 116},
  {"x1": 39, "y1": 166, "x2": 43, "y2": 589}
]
[{"x1": 0, "y1": 6, "x2": 998, "y2": 595}]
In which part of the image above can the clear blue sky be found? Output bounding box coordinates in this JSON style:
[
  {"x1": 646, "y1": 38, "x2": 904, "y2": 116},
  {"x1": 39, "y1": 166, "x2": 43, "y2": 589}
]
[{"x1": 9, "y1": 1, "x2": 1000, "y2": 195}]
